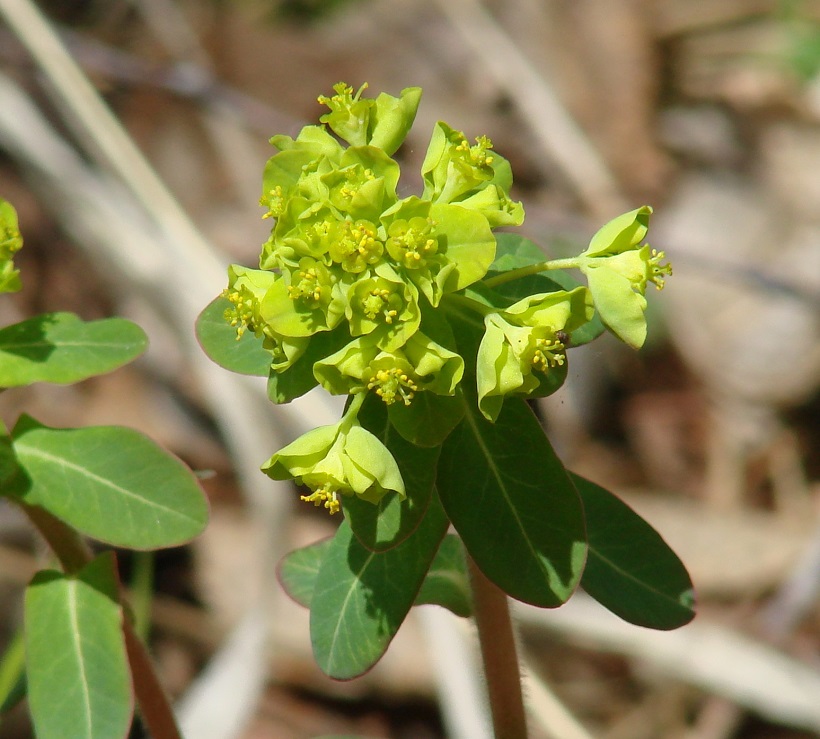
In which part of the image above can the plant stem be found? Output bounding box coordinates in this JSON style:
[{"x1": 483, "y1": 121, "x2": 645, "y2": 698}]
[
  {"x1": 443, "y1": 291, "x2": 495, "y2": 317},
  {"x1": 483, "y1": 257, "x2": 581, "y2": 289},
  {"x1": 19, "y1": 502, "x2": 93, "y2": 574},
  {"x1": 124, "y1": 619, "x2": 182, "y2": 739},
  {"x1": 467, "y1": 555, "x2": 527, "y2": 739},
  {"x1": 130, "y1": 550, "x2": 156, "y2": 642}
]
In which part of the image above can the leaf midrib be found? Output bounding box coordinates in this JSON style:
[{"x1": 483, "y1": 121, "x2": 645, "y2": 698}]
[
  {"x1": 587, "y1": 546, "x2": 692, "y2": 610},
  {"x1": 461, "y1": 401, "x2": 555, "y2": 587},
  {"x1": 67, "y1": 580, "x2": 94, "y2": 735},
  {"x1": 17, "y1": 442, "x2": 198, "y2": 525}
]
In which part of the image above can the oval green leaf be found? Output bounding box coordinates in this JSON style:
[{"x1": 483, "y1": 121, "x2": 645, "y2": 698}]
[
  {"x1": 437, "y1": 395, "x2": 587, "y2": 607},
  {"x1": 573, "y1": 474, "x2": 696, "y2": 630},
  {"x1": 0, "y1": 313, "x2": 146, "y2": 388},
  {"x1": 415, "y1": 534, "x2": 472, "y2": 617},
  {"x1": 386, "y1": 390, "x2": 465, "y2": 448},
  {"x1": 310, "y1": 493, "x2": 449, "y2": 679},
  {"x1": 8, "y1": 416, "x2": 208, "y2": 549},
  {"x1": 490, "y1": 233, "x2": 546, "y2": 272},
  {"x1": 279, "y1": 531, "x2": 470, "y2": 618},
  {"x1": 25, "y1": 552, "x2": 133, "y2": 739},
  {"x1": 278, "y1": 538, "x2": 332, "y2": 608},
  {"x1": 196, "y1": 296, "x2": 271, "y2": 377}
]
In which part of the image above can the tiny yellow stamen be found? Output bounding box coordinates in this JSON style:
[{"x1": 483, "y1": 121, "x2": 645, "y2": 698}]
[
  {"x1": 530, "y1": 336, "x2": 566, "y2": 373},
  {"x1": 300, "y1": 483, "x2": 340, "y2": 515},
  {"x1": 367, "y1": 367, "x2": 419, "y2": 406}
]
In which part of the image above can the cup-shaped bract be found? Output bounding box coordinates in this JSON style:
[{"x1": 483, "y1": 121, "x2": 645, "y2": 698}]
[
  {"x1": 263, "y1": 419, "x2": 405, "y2": 514},
  {"x1": 345, "y1": 266, "x2": 421, "y2": 351},
  {"x1": 261, "y1": 257, "x2": 346, "y2": 338},
  {"x1": 314, "y1": 332, "x2": 464, "y2": 405},
  {"x1": 476, "y1": 286, "x2": 593, "y2": 421},
  {"x1": 420, "y1": 122, "x2": 525, "y2": 228},
  {"x1": 223, "y1": 265, "x2": 308, "y2": 371},
  {"x1": 579, "y1": 206, "x2": 671, "y2": 349},
  {"x1": 318, "y1": 82, "x2": 422, "y2": 156}
]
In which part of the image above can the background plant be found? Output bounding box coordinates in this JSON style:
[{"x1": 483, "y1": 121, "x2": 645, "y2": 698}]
[
  {"x1": 198, "y1": 82, "x2": 695, "y2": 738},
  {"x1": 0, "y1": 199, "x2": 209, "y2": 739}
]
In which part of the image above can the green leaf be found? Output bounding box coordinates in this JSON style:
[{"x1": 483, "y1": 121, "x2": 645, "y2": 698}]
[
  {"x1": 573, "y1": 474, "x2": 696, "y2": 630},
  {"x1": 437, "y1": 395, "x2": 586, "y2": 607},
  {"x1": 0, "y1": 314, "x2": 146, "y2": 388},
  {"x1": 415, "y1": 534, "x2": 471, "y2": 617},
  {"x1": 343, "y1": 394, "x2": 438, "y2": 550},
  {"x1": 7, "y1": 416, "x2": 208, "y2": 549},
  {"x1": 196, "y1": 296, "x2": 271, "y2": 377},
  {"x1": 279, "y1": 531, "x2": 470, "y2": 618},
  {"x1": 278, "y1": 538, "x2": 331, "y2": 608},
  {"x1": 490, "y1": 232, "x2": 546, "y2": 272},
  {"x1": 309, "y1": 493, "x2": 449, "y2": 679},
  {"x1": 387, "y1": 390, "x2": 465, "y2": 448},
  {"x1": 25, "y1": 552, "x2": 133, "y2": 739}
]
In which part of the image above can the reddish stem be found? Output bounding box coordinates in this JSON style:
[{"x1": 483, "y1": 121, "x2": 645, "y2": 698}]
[{"x1": 467, "y1": 555, "x2": 528, "y2": 739}]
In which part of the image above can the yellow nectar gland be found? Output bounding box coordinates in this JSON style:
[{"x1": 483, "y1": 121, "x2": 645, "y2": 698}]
[
  {"x1": 530, "y1": 336, "x2": 566, "y2": 374},
  {"x1": 301, "y1": 483, "x2": 341, "y2": 515},
  {"x1": 386, "y1": 218, "x2": 438, "y2": 269},
  {"x1": 368, "y1": 367, "x2": 419, "y2": 406},
  {"x1": 318, "y1": 82, "x2": 366, "y2": 109},
  {"x1": 337, "y1": 168, "x2": 375, "y2": 205}
]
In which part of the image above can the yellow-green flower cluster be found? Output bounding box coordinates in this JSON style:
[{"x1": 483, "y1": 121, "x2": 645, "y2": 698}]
[
  {"x1": 218, "y1": 83, "x2": 667, "y2": 515},
  {"x1": 224, "y1": 82, "x2": 524, "y2": 409}
]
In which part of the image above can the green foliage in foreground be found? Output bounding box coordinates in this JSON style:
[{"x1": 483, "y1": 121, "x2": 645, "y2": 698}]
[{"x1": 0, "y1": 199, "x2": 209, "y2": 737}]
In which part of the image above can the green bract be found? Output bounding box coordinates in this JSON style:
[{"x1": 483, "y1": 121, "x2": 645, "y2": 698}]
[
  {"x1": 318, "y1": 82, "x2": 423, "y2": 155},
  {"x1": 0, "y1": 198, "x2": 23, "y2": 294},
  {"x1": 223, "y1": 265, "x2": 308, "y2": 371},
  {"x1": 476, "y1": 286, "x2": 593, "y2": 421},
  {"x1": 313, "y1": 332, "x2": 464, "y2": 404},
  {"x1": 262, "y1": 411, "x2": 404, "y2": 514},
  {"x1": 579, "y1": 205, "x2": 672, "y2": 349}
]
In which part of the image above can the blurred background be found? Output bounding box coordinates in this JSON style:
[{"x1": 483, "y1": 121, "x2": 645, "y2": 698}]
[{"x1": 0, "y1": 0, "x2": 819, "y2": 737}]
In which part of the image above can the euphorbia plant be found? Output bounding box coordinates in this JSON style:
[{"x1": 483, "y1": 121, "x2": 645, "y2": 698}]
[
  {"x1": 198, "y1": 82, "x2": 694, "y2": 737},
  {"x1": 0, "y1": 199, "x2": 209, "y2": 739}
]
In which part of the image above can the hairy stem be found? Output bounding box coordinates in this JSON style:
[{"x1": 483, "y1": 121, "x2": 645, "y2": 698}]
[
  {"x1": 468, "y1": 555, "x2": 528, "y2": 739},
  {"x1": 124, "y1": 620, "x2": 182, "y2": 739}
]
